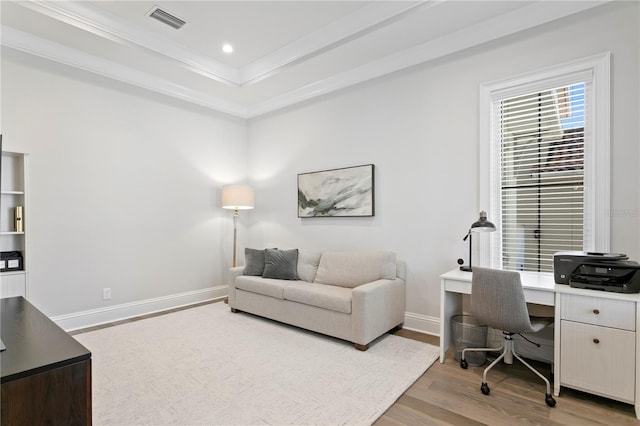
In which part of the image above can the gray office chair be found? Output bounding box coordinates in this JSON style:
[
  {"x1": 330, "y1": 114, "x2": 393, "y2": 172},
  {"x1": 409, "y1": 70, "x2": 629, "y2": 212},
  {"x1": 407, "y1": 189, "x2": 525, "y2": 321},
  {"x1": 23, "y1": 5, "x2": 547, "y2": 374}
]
[{"x1": 460, "y1": 267, "x2": 556, "y2": 407}]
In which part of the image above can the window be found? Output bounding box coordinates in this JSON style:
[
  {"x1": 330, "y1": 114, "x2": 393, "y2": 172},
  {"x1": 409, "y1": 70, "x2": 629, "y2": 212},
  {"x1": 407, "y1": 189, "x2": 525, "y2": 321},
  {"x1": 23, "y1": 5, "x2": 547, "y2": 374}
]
[
  {"x1": 500, "y1": 84, "x2": 585, "y2": 271},
  {"x1": 479, "y1": 54, "x2": 610, "y2": 272}
]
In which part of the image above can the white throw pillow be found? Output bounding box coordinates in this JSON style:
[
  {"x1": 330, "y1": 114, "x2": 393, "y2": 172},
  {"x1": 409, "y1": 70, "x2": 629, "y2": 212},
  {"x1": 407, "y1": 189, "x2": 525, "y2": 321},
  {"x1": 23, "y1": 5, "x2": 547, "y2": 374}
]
[{"x1": 297, "y1": 250, "x2": 322, "y2": 283}]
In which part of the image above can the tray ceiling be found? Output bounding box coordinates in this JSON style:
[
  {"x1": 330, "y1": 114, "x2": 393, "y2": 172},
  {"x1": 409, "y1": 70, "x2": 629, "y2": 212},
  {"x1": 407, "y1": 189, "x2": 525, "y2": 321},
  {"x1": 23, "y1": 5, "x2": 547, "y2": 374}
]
[{"x1": 1, "y1": 1, "x2": 609, "y2": 118}]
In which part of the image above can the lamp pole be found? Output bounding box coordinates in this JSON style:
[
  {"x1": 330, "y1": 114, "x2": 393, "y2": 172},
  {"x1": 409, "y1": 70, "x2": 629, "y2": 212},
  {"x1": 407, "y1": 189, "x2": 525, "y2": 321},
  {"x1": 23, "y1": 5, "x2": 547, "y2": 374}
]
[
  {"x1": 460, "y1": 231, "x2": 473, "y2": 272},
  {"x1": 232, "y1": 208, "x2": 238, "y2": 267}
]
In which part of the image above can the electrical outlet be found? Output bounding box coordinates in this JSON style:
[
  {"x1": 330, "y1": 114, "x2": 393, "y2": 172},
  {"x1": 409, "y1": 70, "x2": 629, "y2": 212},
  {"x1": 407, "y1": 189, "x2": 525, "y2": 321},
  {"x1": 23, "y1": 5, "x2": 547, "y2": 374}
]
[{"x1": 102, "y1": 288, "x2": 111, "y2": 300}]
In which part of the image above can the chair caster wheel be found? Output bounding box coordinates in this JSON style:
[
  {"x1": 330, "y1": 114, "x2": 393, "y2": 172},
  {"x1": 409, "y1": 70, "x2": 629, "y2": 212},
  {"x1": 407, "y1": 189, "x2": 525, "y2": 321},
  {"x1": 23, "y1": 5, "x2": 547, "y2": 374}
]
[
  {"x1": 481, "y1": 383, "x2": 490, "y2": 395},
  {"x1": 460, "y1": 359, "x2": 468, "y2": 369},
  {"x1": 545, "y1": 394, "x2": 556, "y2": 407}
]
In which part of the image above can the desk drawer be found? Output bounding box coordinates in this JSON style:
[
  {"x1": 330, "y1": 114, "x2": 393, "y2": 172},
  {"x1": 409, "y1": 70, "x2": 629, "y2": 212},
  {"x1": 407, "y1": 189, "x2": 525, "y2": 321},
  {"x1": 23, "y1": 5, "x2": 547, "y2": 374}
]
[
  {"x1": 560, "y1": 294, "x2": 636, "y2": 331},
  {"x1": 560, "y1": 320, "x2": 635, "y2": 403}
]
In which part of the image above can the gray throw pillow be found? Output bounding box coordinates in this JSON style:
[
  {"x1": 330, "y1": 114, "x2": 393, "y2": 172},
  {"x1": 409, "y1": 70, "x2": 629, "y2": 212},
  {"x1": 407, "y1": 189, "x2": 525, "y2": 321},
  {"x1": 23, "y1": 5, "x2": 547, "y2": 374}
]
[
  {"x1": 244, "y1": 248, "x2": 266, "y2": 276},
  {"x1": 263, "y1": 249, "x2": 299, "y2": 280}
]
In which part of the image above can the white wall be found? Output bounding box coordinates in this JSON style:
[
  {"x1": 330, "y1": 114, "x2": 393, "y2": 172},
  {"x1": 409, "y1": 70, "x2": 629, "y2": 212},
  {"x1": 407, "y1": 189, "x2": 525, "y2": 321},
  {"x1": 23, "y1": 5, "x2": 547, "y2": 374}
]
[
  {"x1": 247, "y1": 2, "x2": 640, "y2": 333},
  {"x1": 2, "y1": 50, "x2": 249, "y2": 317}
]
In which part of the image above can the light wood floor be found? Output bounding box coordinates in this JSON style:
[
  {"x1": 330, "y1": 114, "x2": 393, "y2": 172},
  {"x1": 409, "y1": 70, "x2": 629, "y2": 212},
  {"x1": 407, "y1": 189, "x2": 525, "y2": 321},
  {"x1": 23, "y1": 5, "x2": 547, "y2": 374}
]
[{"x1": 378, "y1": 328, "x2": 638, "y2": 425}]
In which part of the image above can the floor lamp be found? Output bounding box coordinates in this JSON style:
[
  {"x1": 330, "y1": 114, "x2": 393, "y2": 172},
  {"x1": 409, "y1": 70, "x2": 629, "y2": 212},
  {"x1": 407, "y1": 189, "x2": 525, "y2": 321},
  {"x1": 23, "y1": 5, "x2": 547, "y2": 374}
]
[
  {"x1": 221, "y1": 184, "x2": 254, "y2": 267},
  {"x1": 459, "y1": 211, "x2": 496, "y2": 272}
]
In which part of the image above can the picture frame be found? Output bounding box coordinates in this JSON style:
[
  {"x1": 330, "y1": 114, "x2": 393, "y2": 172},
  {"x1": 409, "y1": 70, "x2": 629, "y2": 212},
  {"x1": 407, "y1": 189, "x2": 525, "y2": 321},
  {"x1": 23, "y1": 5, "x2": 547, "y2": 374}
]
[{"x1": 297, "y1": 164, "x2": 374, "y2": 218}]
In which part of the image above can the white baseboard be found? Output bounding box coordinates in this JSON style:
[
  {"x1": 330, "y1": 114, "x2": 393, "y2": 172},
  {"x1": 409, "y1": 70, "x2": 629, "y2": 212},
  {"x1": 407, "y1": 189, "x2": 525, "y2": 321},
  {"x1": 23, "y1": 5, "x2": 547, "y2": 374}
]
[
  {"x1": 403, "y1": 311, "x2": 439, "y2": 336},
  {"x1": 52, "y1": 286, "x2": 227, "y2": 332}
]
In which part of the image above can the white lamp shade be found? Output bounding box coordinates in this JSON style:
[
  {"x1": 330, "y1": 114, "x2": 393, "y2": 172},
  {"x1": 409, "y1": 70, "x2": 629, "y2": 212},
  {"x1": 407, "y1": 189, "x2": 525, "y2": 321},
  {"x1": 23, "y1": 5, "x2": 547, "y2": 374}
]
[{"x1": 221, "y1": 184, "x2": 254, "y2": 210}]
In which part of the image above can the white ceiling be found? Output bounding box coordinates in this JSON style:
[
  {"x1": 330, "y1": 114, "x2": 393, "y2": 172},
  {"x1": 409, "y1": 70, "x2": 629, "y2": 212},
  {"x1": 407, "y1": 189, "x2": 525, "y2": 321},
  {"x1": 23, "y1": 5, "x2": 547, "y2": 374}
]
[{"x1": 1, "y1": 1, "x2": 609, "y2": 118}]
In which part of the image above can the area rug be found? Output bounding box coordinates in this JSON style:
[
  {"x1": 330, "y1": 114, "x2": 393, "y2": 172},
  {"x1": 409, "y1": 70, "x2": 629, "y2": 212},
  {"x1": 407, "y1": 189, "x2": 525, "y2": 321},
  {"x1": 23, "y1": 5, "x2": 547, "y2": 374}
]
[{"x1": 74, "y1": 302, "x2": 439, "y2": 425}]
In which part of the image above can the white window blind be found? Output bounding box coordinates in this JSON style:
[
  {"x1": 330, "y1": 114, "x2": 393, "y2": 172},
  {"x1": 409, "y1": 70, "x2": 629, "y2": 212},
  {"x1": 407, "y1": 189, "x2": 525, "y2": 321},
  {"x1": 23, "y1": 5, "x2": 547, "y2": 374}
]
[
  {"x1": 480, "y1": 54, "x2": 610, "y2": 271},
  {"x1": 499, "y1": 83, "x2": 588, "y2": 272}
]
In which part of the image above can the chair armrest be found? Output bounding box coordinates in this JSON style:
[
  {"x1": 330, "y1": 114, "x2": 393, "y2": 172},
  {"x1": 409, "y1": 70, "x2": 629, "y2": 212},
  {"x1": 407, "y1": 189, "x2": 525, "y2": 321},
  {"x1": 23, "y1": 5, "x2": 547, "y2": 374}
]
[{"x1": 351, "y1": 278, "x2": 406, "y2": 345}]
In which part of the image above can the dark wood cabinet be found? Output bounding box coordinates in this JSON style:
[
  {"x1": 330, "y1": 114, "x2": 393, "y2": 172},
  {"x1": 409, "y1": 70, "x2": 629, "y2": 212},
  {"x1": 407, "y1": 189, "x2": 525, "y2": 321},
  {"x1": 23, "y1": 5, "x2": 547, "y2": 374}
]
[{"x1": 1, "y1": 297, "x2": 92, "y2": 425}]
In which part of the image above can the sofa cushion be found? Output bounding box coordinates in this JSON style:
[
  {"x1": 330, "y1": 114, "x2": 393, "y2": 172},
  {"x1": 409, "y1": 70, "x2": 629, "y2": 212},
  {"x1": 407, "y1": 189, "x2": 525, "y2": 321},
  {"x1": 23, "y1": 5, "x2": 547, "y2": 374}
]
[
  {"x1": 314, "y1": 251, "x2": 397, "y2": 288},
  {"x1": 244, "y1": 248, "x2": 267, "y2": 276},
  {"x1": 297, "y1": 250, "x2": 322, "y2": 283},
  {"x1": 235, "y1": 276, "x2": 292, "y2": 299},
  {"x1": 283, "y1": 282, "x2": 352, "y2": 314},
  {"x1": 263, "y1": 249, "x2": 299, "y2": 280}
]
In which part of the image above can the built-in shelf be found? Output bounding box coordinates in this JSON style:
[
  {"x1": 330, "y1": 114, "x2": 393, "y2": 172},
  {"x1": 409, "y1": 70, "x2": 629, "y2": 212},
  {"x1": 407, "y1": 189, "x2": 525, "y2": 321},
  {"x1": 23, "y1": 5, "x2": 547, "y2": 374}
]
[
  {"x1": 1, "y1": 270, "x2": 26, "y2": 276},
  {"x1": 1, "y1": 150, "x2": 29, "y2": 298}
]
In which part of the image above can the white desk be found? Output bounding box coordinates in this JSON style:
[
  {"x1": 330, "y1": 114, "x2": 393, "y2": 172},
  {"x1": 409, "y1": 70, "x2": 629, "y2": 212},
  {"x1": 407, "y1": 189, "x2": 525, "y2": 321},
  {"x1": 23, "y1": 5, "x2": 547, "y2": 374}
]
[{"x1": 440, "y1": 268, "x2": 640, "y2": 418}]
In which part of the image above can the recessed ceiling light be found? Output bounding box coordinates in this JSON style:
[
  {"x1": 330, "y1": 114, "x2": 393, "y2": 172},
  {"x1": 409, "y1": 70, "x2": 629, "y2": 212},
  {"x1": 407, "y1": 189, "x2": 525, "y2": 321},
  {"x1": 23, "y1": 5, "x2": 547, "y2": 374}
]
[{"x1": 222, "y1": 44, "x2": 234, "y2": 54}]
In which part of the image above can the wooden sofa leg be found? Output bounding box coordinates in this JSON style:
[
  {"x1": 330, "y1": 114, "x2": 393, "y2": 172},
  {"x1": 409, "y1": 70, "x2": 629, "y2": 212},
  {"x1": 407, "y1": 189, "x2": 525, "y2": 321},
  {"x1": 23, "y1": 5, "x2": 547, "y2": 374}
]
[
  {"x1": 230, "y1": 308, "x2": 238, "y2": 313},
  {"x1": 354, "y1": 343, "x2": 369, "y2": 351}
]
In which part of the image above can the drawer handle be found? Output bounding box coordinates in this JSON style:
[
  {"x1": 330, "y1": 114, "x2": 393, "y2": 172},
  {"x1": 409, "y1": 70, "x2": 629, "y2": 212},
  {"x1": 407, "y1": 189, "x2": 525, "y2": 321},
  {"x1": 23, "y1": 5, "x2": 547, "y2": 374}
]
[
  {"x1": 593, "y1": 338, "x2": 600, "y2": 344},
  {"x1": 593, "y1": 309, "x2": 600, "y2": 315}
]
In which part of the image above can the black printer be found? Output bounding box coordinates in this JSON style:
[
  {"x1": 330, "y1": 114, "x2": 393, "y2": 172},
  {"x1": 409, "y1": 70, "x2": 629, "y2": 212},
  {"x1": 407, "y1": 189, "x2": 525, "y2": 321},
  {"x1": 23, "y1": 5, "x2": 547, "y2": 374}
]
[{"x1": 553, "y1": 251, "x2": 640, "y2": 293}]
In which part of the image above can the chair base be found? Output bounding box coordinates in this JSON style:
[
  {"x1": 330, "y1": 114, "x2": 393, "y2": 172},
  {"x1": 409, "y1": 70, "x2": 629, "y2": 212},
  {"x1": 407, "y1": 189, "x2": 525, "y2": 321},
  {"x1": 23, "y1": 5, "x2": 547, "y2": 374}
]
[{"x1": 461, "y1": 332, "x2": 556, "y2": 407}]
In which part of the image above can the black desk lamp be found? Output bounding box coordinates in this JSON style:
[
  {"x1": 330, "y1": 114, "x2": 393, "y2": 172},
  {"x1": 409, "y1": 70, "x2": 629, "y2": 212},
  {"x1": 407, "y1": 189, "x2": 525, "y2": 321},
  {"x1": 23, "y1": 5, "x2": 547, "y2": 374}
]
[{"x1": 459, "y1": 211, "x2": 496, "y2": 272}]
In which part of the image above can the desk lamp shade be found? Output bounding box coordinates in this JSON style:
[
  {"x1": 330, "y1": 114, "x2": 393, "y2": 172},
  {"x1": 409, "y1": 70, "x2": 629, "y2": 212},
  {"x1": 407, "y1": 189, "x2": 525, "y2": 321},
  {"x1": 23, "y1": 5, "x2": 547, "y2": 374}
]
[
  {"x1": 471, "y1": 211, "x2": 496, "y2": 232},
  {"x1": 460, "y1": 211, "x2": 496, "y2": 272},
  {"x1": 221, "y1": 184, "x2": 254, "y2": 268}
]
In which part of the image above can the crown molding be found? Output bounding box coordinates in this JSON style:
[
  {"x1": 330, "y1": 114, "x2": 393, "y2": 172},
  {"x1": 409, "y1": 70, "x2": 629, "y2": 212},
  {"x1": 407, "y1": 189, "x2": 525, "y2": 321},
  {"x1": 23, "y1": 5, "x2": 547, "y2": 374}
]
[
  {"x1": 246, "y1": 0, "x2": 611, "y2": 118},
  {"x1": 1, "y1": 26, "x2": 248, "y2": 118},
  {"x1": 3, "y1": 1, "x2": 611, "y2": 120},
  {"x1": 17, "y1": 0, "x2": 241, "y2": 85},
  {"x1": 238, "y1": 1, "x2": 427, "y2": 85},
  {"x1": 18, "y1": 0, "x2": 427, "y2": 87}
]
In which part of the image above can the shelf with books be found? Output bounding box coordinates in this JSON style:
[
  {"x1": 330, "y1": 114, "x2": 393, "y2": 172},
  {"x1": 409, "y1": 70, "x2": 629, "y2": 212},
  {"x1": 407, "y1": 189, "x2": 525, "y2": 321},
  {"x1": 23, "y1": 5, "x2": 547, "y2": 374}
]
[{"x1": 1, "y1": 150, "x2": 29, "y2": 298}]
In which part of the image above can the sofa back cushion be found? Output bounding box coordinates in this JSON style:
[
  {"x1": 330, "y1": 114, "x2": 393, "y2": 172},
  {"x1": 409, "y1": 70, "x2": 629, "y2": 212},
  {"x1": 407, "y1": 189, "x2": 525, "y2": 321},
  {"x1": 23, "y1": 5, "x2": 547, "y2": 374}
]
[
  {"x1": 314, "y1": 251, "x2": 397, "y2": 288},
  {"x1": 297, "y1": 250, "x2": 322, "y2": 283}
]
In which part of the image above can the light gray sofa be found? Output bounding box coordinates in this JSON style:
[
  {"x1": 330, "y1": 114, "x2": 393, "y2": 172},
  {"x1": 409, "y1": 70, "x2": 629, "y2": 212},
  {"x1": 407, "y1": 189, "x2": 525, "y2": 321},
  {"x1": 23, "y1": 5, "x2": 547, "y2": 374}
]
[{"x1": 228, "y1": 250, "x2": 406, "y2": 350}]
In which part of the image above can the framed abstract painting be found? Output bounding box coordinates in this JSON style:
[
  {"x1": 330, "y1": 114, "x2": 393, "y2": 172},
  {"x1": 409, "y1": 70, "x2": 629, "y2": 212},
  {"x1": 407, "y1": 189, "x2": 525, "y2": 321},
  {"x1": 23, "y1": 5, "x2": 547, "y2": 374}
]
[{"x1": 298, "y1": 164, "x2": 374, "y2": 218}]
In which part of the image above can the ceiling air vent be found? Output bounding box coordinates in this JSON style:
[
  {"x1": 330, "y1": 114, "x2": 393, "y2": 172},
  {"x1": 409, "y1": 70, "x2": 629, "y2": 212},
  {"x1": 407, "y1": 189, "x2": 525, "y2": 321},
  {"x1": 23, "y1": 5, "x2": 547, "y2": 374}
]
[{"x1": 148, "y1": 7, "x2": 186, "y2": 30}]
